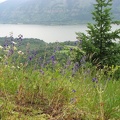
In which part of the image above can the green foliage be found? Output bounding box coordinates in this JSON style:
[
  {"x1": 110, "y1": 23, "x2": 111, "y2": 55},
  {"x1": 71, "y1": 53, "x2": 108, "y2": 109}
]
[
  {"x1": 0, "y1": 34, "x2": 120, "y2": 119},
  {"x1": 0, "y1": 61, "x2": 120, "y2": 119},
  {"x1": 0, "y1": 0, "x2": 119, "y2": 25},
  {"x1": 76, "y1": 0, "x2": 120, "y2": 66}
]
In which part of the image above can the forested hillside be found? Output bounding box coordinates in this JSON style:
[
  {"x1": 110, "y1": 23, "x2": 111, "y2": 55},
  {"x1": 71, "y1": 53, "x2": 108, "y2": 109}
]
[
  {"x1": 0, "y1": 0, "x2": 119, "y2": 24},
  {"x1": 0, "y1": 37, "x2": 77, "y2": 64}
]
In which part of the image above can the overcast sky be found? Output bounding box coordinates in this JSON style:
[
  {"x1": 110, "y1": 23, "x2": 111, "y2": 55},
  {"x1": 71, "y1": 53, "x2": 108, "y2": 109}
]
[{"x1": 0, "y1": 0, "x2": 6, "y2": 3}]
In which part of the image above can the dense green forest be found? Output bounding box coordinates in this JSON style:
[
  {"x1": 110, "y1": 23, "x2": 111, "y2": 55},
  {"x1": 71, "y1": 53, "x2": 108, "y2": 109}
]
[{"x1": 0, "y1": 0, "x2": 119, "y2": 24}]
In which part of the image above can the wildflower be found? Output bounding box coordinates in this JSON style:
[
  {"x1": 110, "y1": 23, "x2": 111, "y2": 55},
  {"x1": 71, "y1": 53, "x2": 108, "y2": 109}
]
[
  {"x1": 80, "y1": 55, "x2": 86, "y2": 64},
  {"x1": 20, "y1": 63, "x2": 23, "y2": 66},
  {"x1": 72, "y1": 62, "x2": 79, "y2": 74},
  {"x1": 92, "y1": 77, "x2": 98, "y2": 83},
  {"x1": 18, "y1": 34, "x2": 23, "y2": 42},
  {"x1": 18, "y1": 34, "x2": 23, "y2": 39},
  {"x1": 66, "y1": 59, "x2": 71, "y2": 66},
  {"x1": 13, "y1": 46, "x2": 17, "y2": 50},
  {"x1": 11, "y1": 41, "x2": 17, "y2": 45},
  {"x1": 24, "y1": 62, "x2": 28, "y2": 67},
  {"x1": 17, "y1": 66, "x2": 20, "y2": 69},
  {"x1": 8, "y1": 49, "x2": 14, "y2": 56},
  {"x1": 29, "y1": 56, "x2": 33, "y2": 61},
  {"x1": 70, "y1": 97, "x2": 77, "y2": 104},
  {"x1": 40, "y1": 69, "x2": 44, "y2": 75},
  {"x1": 31, "y1": 50, "x2": 37, "y2": 56},
  {"x1": 74, "y1": 41, "x2": 78, "y2": 45},
  {"x1": 0, "y1": 45, "x2": 3, "y2": 49},
  {"x1": 70, "y1": 48, "x2": 73, "y2": 51},
  {"x1": 72, "y1": 89, "x2": 76, "y2": 93},
  {"x1": 11, "y1": 66, "x2": 15, "y2": 69},
  {"x1": 18, "y1": 51, "x2": 24, "y2": 55},
  {"x1": 51, "y1": 55, "x2": 55, "y2": 62}
]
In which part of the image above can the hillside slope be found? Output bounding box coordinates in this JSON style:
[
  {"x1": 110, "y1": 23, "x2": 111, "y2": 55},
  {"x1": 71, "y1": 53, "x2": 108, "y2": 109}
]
[{"x1": 0, "y1": 0, "x2": 119, "y2": 24}]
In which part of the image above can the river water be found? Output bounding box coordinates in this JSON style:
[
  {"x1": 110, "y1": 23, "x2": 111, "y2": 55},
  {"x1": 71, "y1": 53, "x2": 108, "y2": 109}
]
[{"x1": 0, "y1": 24, "x2": 119, "y2": 43}]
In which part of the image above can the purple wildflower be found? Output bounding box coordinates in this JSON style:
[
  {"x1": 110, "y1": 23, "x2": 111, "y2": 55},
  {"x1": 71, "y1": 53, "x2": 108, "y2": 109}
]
[
  {"x1": 79, "y1": 40, "x2": 82, "y2": 44},
  {"x1": 72, "y1": 62, "x2": 79, "y2": 76},
  {"x1": 80, "y1": 55, "x2": 86, "y2": 64},
  {"x1": 51, "y1": 55, "x2": 55, "y2": 62},
  {"x1": 29, "y1": 56, "x2": 33, "y2": 61},
  {"x1": 70, "y1": 98, "x2": 76, "y2": 104},
  {"x1": 72, "y1": 89, "x2": 76, "y2": 93},
  {"x1": 18, "y1": 34, "x2": 23, "y2": 41},
  {"x1": 7, "y1": 49, "x2": 14, "y2": 57},
  {"x1": 70, "y1": 48, "x2": 73, "y2": 51},
  {"x1": 92, "y1": 77, "x2": 98, "y2": 83},
  {"x1": 74, "y1": 41, "x2": 78, "y2": 45},
  {"x1": 40, "y1": 69, "x2": 44, "y2": 75}
]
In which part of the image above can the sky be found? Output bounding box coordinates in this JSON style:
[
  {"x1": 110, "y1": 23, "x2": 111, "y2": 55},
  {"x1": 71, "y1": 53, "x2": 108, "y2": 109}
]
[{"x1": 0, "y1": 0, "x2": 6, "y2": 3}]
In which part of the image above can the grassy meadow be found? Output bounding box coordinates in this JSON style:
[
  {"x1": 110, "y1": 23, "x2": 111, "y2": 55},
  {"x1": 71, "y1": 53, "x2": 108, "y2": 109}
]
[{"x1": 0, "y1": 36, "x2": 120, "y2": 120}]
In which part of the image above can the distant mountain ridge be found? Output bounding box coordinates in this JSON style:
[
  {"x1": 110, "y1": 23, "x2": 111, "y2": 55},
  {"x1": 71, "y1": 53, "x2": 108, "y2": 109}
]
[{"x1": 0, "y1": 0, "x2": 119, "y2": 25}]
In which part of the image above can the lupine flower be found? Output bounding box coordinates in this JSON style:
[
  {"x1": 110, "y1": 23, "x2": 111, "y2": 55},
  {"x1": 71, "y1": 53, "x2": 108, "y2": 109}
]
[
  {"x1": 29, "y1": 56, "x2": 33, "y2": 61},
  {"x1": 8, "y1": 49, "x2": 14, "y2": 56},
  {"x1": 18, "y1": 34, "x2": 23, "y2": 41},
  {"x1": 70, "y1": 48, "x2": 73, "y2": 51},
  {"x1": 66, "y1": 59, "x2": 71, "y2": 65},
  {"x1": 72, "y1": 89, "x2": 76, "y2": 93},
  {"x1": 92, "y1": 77, "x2": 98, "y2": 83},
  {"x1": 40, "y1": 69, "x2": 44, "y2": 75},
  {"x1": 31, "y1": 50, "x2": 37, "y2": 57},
  {"x1": 51, "y1": 55, "x2": 55, "y2": 62},
  {"x1": 80, "y1": 55, "x2": 86, "y2": 64},
  {"x1": 72, "y1": 62, "x2": 79, "y2": 76}
]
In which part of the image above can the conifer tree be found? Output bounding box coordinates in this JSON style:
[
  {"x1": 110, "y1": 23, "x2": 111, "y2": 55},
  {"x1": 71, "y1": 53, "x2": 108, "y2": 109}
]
[{"x1": 76, "y1": 0, "x2": 120, "y2": 66}]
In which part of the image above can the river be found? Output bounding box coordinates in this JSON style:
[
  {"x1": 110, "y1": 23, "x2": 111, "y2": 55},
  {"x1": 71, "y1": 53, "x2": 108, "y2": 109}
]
[{"x1": 0, "y1": 24, "x2": 119, "y2": 43}]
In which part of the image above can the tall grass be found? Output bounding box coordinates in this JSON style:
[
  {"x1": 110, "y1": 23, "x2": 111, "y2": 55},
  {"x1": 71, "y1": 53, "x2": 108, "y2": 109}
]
[{"x1": 0, "y1": 36, "x2": 120, "y2": 120}]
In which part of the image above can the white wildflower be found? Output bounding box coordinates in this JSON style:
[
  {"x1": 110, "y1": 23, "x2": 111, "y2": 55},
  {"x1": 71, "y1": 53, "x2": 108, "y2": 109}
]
[
  {"x1": 18, "y1": 51, "x2": 24, "y2": 55},
  {"x1": 0, "y1": 45, "x2": 3, "y2": 49},
  {"x1": 11, "y1": 66, "x2": 15, "y2": 69},
  {"x1": 20, "y1": 63, "x2": 23, "y2": 66},
  {"x1": 17, "y1": 66, "x2": 20, "y2": 69},
  {"x1": 13, "y1": 46, "x2": 17, "y2": 50},
  {"x1": 12, "y1": 41, "x2": 17, "y2": 45}
]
